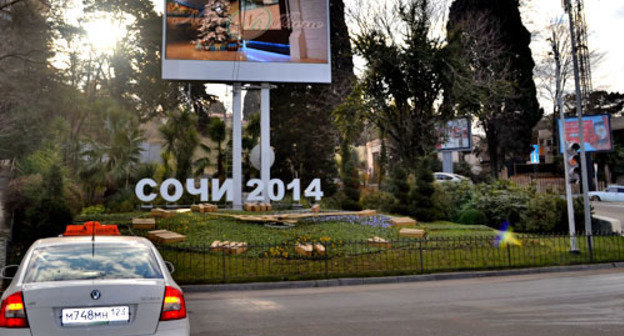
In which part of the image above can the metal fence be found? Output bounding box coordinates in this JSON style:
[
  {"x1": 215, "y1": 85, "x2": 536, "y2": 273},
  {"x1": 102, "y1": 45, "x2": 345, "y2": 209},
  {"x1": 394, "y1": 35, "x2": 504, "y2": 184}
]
[{"x1": 156, "y1": 233, "x2": 624, "y2": 284}]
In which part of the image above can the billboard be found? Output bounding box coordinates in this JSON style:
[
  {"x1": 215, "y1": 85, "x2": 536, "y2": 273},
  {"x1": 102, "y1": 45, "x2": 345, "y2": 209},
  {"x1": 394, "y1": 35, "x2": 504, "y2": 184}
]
[
  {"x1": 162, "y1": 0, "x2": 331, "y2": 83},
  {"x1": 437, "y1": 117, "x2": 472, "y2": 151},
  {"x1": 558, "y1": 114, "x2": 613, "y2": 153}
]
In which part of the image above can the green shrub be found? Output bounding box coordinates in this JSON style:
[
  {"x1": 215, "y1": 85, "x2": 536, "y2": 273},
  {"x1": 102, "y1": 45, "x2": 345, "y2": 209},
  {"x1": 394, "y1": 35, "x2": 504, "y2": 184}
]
[
  {"x1": 389, "y1": 166, "x2": 410, "y2": 215},
  {"x1": 360, "y1": 190, "x2": 396, "y2": 212},
  {"x1": 321, "y1": 191, "x2": 346, "y2": 210},
  {"x1": 520, "y1": 192, "x2": 562, "y2": 232},
  {"x1": 81, "y1": 204, "x2": 106, "y2": 215},
  {"x1": 409, "y1": 157, "x2": 437, "y2": 222},
  {"x1": 453, "y1": 161, "x2": 473, "y2": 180},
  {"x1": 105, "y1": 189, "x2": 137, "y2": 213},
  {"x1": 465, "y1": 181, "x2": 532, "y2": 230},
  {"x1": 340, "y1": 198, "x2": 363, "y2": 211},
  {"x1": 337, "y1": 145, "x2": 361, "y2": 211},
  {"x1": 458, "y1": 208, "x2": 487, "y2": 225},
  {"x1": 24, "y1": 198, "x2": 73, "y2": 238},
  {"x1": 11, "y1": 165, "x2": 74, "y2": 247},
  {"x1": 435, "y1": 181, "x2": 476, "y2": 221}
]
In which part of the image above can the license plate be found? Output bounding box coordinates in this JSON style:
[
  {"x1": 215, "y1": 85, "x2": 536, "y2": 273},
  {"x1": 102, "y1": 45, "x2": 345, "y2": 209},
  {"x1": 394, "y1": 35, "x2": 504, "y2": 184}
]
[{"x1": 61, "y1": 306, "x2": 130, "y2": 325}]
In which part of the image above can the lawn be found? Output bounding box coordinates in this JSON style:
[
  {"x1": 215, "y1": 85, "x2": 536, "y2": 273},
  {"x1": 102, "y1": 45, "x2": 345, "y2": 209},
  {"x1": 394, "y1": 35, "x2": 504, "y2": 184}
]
[
  {"x1": 78, "y1": 212, "x2": 498, "y2": 246},
  {"x1": 75, "y1": 212, "x2": 624, "y2": 285}
]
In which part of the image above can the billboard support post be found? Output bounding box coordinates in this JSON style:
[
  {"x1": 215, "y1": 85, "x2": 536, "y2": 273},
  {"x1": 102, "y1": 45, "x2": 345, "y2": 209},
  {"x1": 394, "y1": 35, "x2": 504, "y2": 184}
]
[
  {"x1": 442, "y1": 152, "x2": 453, "y2": 174},
  {"x1": 232, "y1": 83, "x2": 243, "y2": 210},
  {"x1": 261, "y1": 83, "x2": 271, "y2": 203}
]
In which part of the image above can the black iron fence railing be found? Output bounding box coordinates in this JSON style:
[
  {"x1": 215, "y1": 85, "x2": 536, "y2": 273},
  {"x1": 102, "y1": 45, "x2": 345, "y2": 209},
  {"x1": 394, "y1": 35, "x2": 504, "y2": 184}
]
[{"x1": 155, "y1": 233, "x2": 624, "y2": 284}]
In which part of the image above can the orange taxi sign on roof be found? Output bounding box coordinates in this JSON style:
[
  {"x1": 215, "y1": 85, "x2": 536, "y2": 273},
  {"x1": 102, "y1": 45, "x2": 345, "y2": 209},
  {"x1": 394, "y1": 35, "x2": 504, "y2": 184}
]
[{"x1": 64, "y1": 221, "x2": 120, "y2": 236}]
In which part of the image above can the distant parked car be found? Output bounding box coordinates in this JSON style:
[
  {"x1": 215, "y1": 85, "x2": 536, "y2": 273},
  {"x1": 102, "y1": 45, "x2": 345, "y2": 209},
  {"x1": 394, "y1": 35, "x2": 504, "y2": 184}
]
[
  {"x1": 589, "y1": 185, "x2": 624, "y2": 202},
  {"x1": 433, "y1": 172, "x2": 471, "y2": 184}
]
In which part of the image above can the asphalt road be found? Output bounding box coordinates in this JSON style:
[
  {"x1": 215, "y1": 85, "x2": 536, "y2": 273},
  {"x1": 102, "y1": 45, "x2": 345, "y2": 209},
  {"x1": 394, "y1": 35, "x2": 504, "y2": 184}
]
[
  {"x1": 187, "y1": 269, "x2": 624, "y2": 336},
  {"x1": 592, "y1": 201, "x2": 624, "y2": 223}
]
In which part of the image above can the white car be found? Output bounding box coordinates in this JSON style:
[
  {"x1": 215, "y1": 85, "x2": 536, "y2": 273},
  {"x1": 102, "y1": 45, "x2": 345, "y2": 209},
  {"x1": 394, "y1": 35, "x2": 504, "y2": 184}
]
[
  {"x1": 0, "y1": 236, "x2": 189, "y2": 336},
  {"x1": 434, "y1": 172, "x2": 471, "y2": 183},
  {"x1": 589, "y1": 185, "x2": 624, "y2": 202}
]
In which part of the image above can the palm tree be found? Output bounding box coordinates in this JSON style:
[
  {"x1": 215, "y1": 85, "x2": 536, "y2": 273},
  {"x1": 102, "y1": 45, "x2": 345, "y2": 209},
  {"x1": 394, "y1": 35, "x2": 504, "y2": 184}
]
[
  {"x1": 208, "y1": 117, "x2": 227, "y2": 181},
  {"x1": 194, "y1": 143, "x2": 211, "y2": 176},
  {"x1": 81, "y1": 110, "x2": 145, "y2": 201},
  {"x1": 159, "y1": 109, "x2": 200, "y2": 181}
]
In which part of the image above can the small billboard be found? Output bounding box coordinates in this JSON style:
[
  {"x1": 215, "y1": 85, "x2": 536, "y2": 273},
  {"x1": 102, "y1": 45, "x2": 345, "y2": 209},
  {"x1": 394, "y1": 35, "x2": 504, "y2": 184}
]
[
  {"x1": 437, "y1": 117, "x2": 472, "y2": 152},
  {"x1": 162, "y1": 0, "x2": 331, "y2": 83},
  {"x1": 558, "y1": 114, "x2": 613, "y2": 153}
]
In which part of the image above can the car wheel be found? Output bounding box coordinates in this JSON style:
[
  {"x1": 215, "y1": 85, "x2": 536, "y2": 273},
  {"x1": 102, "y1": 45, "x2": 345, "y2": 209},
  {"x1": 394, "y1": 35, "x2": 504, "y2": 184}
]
[{"x1": 590, "y1": 196, "x2": 601, "y2": 202}]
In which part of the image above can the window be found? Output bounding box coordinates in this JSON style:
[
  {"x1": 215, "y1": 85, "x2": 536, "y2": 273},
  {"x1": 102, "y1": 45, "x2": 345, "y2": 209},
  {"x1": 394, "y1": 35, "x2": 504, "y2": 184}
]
[{"x1": 24, "y1": 243, "x2": 163, "y2": 283}]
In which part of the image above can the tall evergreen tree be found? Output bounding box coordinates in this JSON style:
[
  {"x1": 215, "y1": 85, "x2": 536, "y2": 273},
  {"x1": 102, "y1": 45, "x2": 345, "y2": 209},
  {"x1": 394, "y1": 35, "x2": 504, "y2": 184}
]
[
  {"x1": 0, "y1": 0, "x2": 57, "y2": 160},
  {"x1": 447, "y1": 0, "x2": 542, "y2": 177},
  {"x1": 270, "y1": 0, "x2": 354, "y2": 195},
  {"x1": 354, "y1": 0, "x2": 455, "y2": 169}
]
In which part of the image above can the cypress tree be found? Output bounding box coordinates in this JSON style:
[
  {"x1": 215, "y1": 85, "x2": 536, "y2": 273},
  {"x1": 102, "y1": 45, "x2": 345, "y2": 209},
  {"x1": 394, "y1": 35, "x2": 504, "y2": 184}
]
[
  {"x1": 409, "y1": 157, "x2": 437, "y2": 222},
  {"x1": 270, "y1": 0, "x2": 354, "y2": 196},
  {"x1": 447, "y1": 0, "x2": 542, "y2": 176}
]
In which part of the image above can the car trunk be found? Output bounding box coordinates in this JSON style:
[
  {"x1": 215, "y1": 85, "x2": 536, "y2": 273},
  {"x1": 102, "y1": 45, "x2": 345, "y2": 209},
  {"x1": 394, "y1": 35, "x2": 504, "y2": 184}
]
[{"x1": 23, "y1": 279, "x2": 165, "y2": 336}]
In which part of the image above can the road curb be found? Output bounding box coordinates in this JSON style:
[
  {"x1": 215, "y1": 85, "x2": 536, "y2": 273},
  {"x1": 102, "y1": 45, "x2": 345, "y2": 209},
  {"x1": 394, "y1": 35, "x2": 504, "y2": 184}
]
[{"x1": 181, "y1": 262, "x2": 624, "y2": 293}]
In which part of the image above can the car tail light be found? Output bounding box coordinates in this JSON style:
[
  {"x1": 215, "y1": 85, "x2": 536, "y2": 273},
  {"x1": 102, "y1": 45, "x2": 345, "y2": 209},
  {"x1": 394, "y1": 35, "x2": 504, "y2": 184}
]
[
  {"x1": 0, "y1": 291, "x2": 28, "y2": 328},
  {"x1": 160, "y1": 286, "x2": 186, "y2": 321}
]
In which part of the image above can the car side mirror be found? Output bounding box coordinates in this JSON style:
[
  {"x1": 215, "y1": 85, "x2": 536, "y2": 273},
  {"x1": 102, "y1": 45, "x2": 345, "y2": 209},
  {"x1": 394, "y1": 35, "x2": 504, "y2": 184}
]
[
  {"x1": 164, "y1": 261, "x2": 175, "y2": 274},
  {"x1": 0, "y1": 265, "x2": 19, "y2": 280}
]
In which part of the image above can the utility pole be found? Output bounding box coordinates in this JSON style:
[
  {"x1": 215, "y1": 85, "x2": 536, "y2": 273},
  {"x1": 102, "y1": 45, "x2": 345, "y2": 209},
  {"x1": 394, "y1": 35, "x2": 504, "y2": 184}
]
[
  {"x1": 564, "y1": 0, "x2": 593, "y2": 252},
  {"x1": 552, "y1": 31, "x2": 578, "y2": 252}
]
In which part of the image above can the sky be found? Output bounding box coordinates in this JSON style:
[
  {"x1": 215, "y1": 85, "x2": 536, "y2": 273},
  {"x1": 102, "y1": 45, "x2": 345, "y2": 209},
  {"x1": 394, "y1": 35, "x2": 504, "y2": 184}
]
[{"x1": 145, "y1": 0, "x2": 624, "y2": 112}]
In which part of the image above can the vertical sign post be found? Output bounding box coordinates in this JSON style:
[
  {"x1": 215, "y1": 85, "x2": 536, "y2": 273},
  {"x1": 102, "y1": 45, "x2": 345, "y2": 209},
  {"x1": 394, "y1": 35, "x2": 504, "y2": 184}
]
[
  {"x1": 260, "y1": 83, "x2": 271, "y2": 202},
  {"x1": 232, "y1": 83, "x2": 243, "y2": 210},
  {"x1": 442, "y1": 152, "x2": 454, "y2": 173}
]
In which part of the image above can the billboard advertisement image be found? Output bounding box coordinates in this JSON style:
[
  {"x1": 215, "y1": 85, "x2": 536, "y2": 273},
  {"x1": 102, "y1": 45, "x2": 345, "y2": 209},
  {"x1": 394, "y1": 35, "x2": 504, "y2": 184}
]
[
  {"x1": 162, "y1": 0, "x2": 331, "y2": 83},
  {"x1": 558, "y1": 114, "x2": 613, "y2": 153},
  {"x1": 437, "y1": 117, "x2": 472, "y2": 152}
]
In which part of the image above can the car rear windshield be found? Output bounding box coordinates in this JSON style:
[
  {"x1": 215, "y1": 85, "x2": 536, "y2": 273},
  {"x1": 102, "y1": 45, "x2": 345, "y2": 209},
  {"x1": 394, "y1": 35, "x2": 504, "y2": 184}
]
[{"x1": 23, "y1": 243, "x2": 164, "y2": 282}]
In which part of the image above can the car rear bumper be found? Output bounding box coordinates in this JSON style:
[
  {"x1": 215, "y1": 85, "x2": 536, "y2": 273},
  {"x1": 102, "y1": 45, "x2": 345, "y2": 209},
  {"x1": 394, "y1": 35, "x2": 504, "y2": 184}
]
[
  {"x1": 0, "y1": 319, "x2": 190, "y2": 336},
  {"x1": 155, "y1": 318, "x2": 190, "y2": 336},
  {"x1": 0, "y1": 328, "x2": 30, "y2": 336}
]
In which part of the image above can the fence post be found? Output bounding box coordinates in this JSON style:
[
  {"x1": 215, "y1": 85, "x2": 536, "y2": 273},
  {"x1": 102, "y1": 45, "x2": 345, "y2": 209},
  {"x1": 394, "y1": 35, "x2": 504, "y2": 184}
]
[
  {"x1": 588, "y1": 233, "x2": 594, "y2": 263},
  {"x1": 419, "y1": 240, "x2": 424, "y2": 273},
  {"x1": 221, "y1": 248, "x2": 227, "y2": 283},
  {"x1": 507, "y1": 243, "x2": 512, "y2": 267},
  {"x1": 324, "y1": 243, "x2": 329, "y2": 279}
]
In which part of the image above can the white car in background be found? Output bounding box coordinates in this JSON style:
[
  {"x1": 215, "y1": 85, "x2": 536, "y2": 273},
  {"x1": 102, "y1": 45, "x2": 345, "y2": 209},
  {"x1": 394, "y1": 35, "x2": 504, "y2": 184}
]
[
  {"x1": 589, "y1": 185, "x2": 624, "y2": 202},
  {"x1": 0, "y1": 236, "x2": 189, "y2": 336},
  {"x1": 434, "y1": 172, "x2": 471, "y2": 184}
]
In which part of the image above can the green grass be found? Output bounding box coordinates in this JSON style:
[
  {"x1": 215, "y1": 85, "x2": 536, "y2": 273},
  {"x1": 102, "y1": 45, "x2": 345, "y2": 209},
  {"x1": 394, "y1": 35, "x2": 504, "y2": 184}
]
[
  {"x1": 77, "y1": 212, "x2": 498, "y2": 246},
  {"x1": 159, "y1": 234, "x2": 624, "y2": 284}
]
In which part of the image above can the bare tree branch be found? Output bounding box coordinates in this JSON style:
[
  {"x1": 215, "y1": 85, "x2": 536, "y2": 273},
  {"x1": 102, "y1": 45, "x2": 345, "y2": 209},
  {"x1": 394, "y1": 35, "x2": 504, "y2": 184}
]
[
  {"x1": 0, "y1": 49, "x2": 45, "y2": 63},
  {"x1": 0, "y1": 0, "x2": 49, "y2": 11}
]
